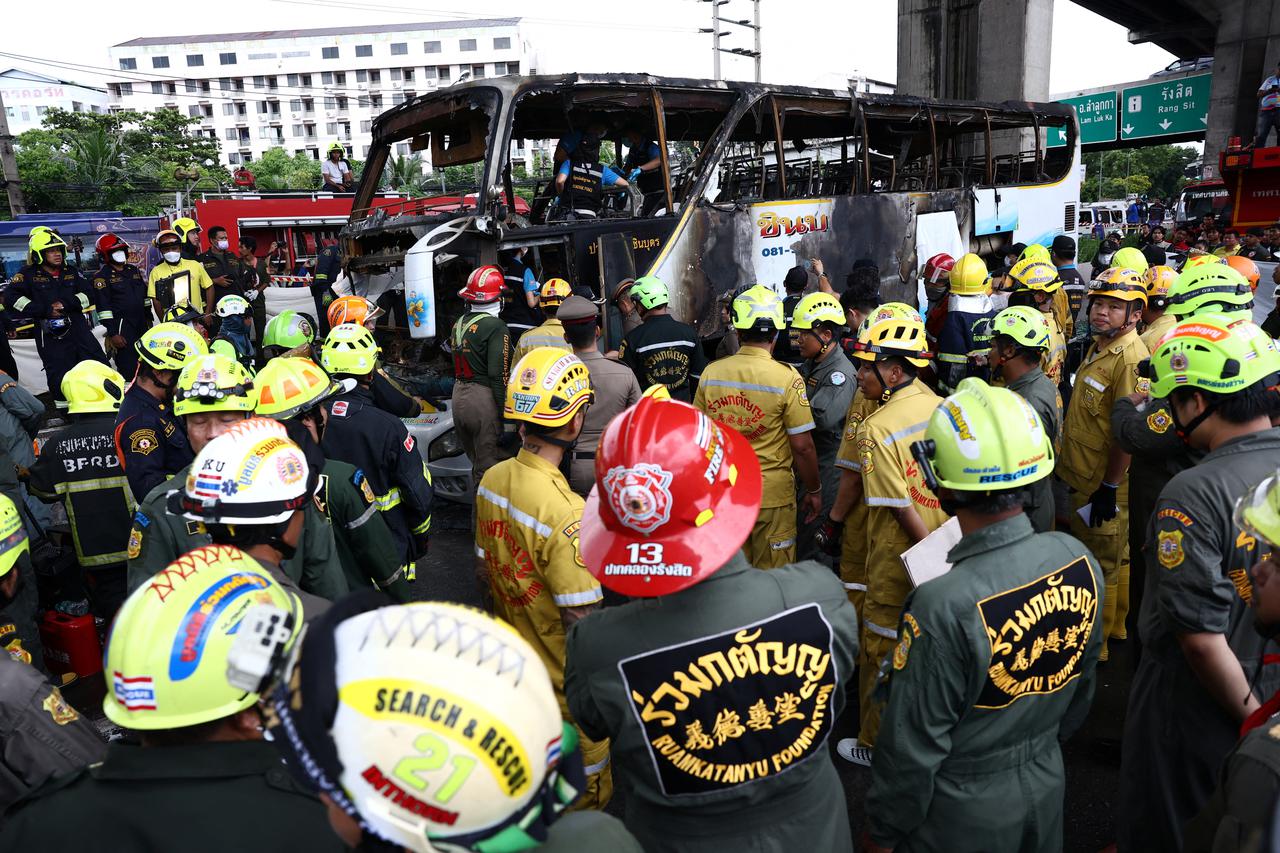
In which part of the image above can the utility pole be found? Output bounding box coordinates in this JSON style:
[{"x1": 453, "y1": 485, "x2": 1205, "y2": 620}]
[
  {"x1": 699, "y1": 0, "x2": 729, "y2": 80},
  {"x1": 701, "y1": 0, "x2": 761, "y2": 82},
  {"x1": 752, "y1": 0, "x2": 761, "y2": 83},
  {"x1": 0, "y1": 90, "x2": 27, "y2": 217}
]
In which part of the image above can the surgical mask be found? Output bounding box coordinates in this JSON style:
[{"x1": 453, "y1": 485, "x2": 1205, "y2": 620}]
[
  {"x1": 163, "y1": 251, "x2": 181, "y2": 264},
  {"x1": 111, "y1": 250, "x2": 127, "y2": 264},
  {"x1": 215, "y1": 239, "x2": 229, "y2": 251},
  {"x1": 1096, "y1": 252, "x2": 1114, "y2": 266}
]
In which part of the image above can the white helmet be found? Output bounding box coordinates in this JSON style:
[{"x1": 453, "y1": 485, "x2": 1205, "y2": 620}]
[
  {"x1": 261, "y1": 601, "x2": 576, "y2": 852},
  {"x1": 216, "y1": 294, "x2": 251, "y2": 318},
  {"x1": 171, "y1": 417, "x2": 310, "y2": 525}
]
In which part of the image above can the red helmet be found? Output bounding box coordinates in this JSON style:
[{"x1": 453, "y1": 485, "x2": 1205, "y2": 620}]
[
  {"x1": 923, "y1": 253, "x2": 955, "y2": 285},
  {"x1": 96, "y1": 233, "x2": 128, "y2": 256},
  {"x1": 458, "y1": 265, "x2": 503, "y2": 303},
  {"x1": 582, "y1": 396, "x2": 762, "y2": 597}
]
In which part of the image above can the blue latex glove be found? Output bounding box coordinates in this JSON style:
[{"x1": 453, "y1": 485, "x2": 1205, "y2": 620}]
[{"x1": 628, "y1": 167, "x2": 642, "y2": 182}]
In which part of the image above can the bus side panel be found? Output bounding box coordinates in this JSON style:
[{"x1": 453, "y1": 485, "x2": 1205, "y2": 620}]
[
  {"x1": 1008, "y1": 167, "x2": 1082, "y2": 249},
  {"x1": 648, "y1": 191, "x2": 970, "y2": 335}
]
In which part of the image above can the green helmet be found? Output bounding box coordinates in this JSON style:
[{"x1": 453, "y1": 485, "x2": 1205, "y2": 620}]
[
  {"x1": 263, "y1": 310, "x2": 316, "y2": 352},
  {"x1": 1167, "y1": 264, "x2": 1254, "y2": 319},
  {"x1": 0, "y1": 493, "x2": 30, "y2": 580},
  {"x1": 1147, "y1": 315, "x2": 1280, "y2": 399},
  {"x1": 28, "y1": 229, "x2": 68, "y2": 266},
  {"x1": 731, "y1": 285, "x2": 785, "y2": 332},
  {"x1": 915, "y1": 377, "x2": 1053, "y2": 492},
  {"x1": 790, "y1": 292, "x2": 844, "y2": 330},
  {"x1": 62, "y1": 361, "x2": 125, "y2": 414},
  {"x1": 172, "y1": 216, "x2": 201, "y2": 242},
  {"x1": 1112, "y1": 246, "x2": 1149, "y2": 274},
  {"x1": 102, "y1": 544, "x2": 302, "y2": 730},
  {"x1": 173, "y1": 353, "x2": 257, "y2": 417},
  {"x1": 321, "y1": 323, "x2": 379, "y2": 376},
  {"x1": 1235, "y1": 472, "x2": 1280, "y2": 551},
  {"x1": 136, "y1": 322, "x2": 209, "y2": 371},
  {"x1": 630, "y1": 276, "x2": 670, "y2": 311},
  {"x1": 1019, "y1": 243, "x2": 1051, "y2": 264},
  {"x1": 992, "y1": 305, "x2": 1051, "y2": 350}
]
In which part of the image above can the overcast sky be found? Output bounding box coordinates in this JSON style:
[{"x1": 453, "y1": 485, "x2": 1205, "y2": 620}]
[{"x1": 0, "y1": 0, "x2": 1175, "y2": 96}]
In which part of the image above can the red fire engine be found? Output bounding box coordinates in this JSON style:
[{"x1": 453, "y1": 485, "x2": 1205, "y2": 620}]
[{"x1": 1219, "y1": 138, "x2": 1280, "y2": 229}]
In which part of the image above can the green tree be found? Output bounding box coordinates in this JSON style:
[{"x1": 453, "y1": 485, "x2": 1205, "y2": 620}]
[
  {"x1": 248, "y1": 148, "x2": 322, "y2": 191},
  {"x1": 1080, "y1": 144, "x2": 1197, "y2": 203},
  {"x1": 383, "y1": 153, "x2": 428, "y2": 195}
]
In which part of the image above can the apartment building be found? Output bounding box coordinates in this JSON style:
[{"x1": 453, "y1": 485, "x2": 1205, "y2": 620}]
[
  {"x1": 104, "y1": 18, "x2": 544, "y2": 170},
  {"x1": 2, "y1": 68, "x2": 111, "y2": 135}
]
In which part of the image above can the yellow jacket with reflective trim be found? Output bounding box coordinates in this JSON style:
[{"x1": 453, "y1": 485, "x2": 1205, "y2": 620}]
[
  {"x1": 512, "y1": 317, "x2": 570, "y2": 366},
  {"x1": 476, "y1": 449, "x2": 602, "y2": 706},
  {"x1": 1059, "y1": 328, "x2": 1149, "y2": 494},
  {"x1": 694, "y1": 346, "x2": 815, "y2": 508}
]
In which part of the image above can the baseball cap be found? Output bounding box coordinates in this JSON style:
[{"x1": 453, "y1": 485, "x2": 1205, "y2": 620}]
[{"x1": 1051, "y1": 235, "x2": 1076, "y2": 259}]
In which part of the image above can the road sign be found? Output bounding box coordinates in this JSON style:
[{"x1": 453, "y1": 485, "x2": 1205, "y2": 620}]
[
  {"x1": 1120, "y1": 73, "x2": 1210, "y2": 141},
  {"x1": 1047, "y1": 92, "x2": 1118, "y2": 148}
]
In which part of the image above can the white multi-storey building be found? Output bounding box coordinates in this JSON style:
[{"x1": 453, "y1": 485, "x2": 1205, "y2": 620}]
[
  {"x1": 2, "y1": 68, "x2": 111, "y2": 135},
  {"x1": 104, "y1": 18, "x2": 544, "y2": 170}
]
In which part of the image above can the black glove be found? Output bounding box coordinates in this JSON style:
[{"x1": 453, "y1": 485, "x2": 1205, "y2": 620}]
[
  {"x1": 814, "y1": 517, "x2": 843, "y2": 557},
  {"x1": 1088, "y1": 483, "x2": 1118, "y2": 528}
]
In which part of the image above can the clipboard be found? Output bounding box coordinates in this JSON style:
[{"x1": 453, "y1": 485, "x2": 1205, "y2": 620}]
[{"x1": 899, "y1": 516, "x2": 962, "y2": 588}]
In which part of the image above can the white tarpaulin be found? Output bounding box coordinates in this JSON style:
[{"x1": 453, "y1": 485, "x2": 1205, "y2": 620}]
[{"x1": 913, "y1": 211, "x2": 968, "y2": 310}]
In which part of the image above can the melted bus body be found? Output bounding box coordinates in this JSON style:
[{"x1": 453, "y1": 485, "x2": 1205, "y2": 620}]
[{"x1": 345, "y1": 74, "x2": 1079, "y2": 349}]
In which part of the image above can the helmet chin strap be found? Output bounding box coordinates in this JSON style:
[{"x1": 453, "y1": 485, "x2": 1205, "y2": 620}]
[
  {"x1": 1169, "y1": 395, "x2": 1217, "y2": 444},
  {"x1": 871, "y1": 361, "x2": 911, "y2": 404}
]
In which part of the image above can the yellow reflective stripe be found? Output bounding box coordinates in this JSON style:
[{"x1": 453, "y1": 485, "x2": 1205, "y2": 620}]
[
  {"x1": 55, "y1": 477, "x2": 131, "y2": 494},
  {"x1": 12, "y1": 297, "x2": 31, "y2": 312},
  {"x1": 76, "y1": 293, "x2": 90, "y2": 310},
  {"x1": 375, "y1": 488, "x2": 402, "y2": 511},
  {"x1": 98, "y1": 310, "x2": 115, "y2": 321},
  {"x1": 412, "y1": 516, "x2": 431, "y2": 535}
]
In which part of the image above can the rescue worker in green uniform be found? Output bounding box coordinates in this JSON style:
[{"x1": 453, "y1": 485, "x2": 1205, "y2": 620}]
[
  {"x1": 255, "y1": 356, "x2": 409, "y2": 601},
  {"x1": 1118, "y1": 314, "x2": 1280, "y2": 853},
  {"x1": 1058, "y1": 267, "x2": 1150, "y2": 661},
  {"x1": 126, "y1": 354, "x2": 347, "y2": 608},
  {"x1": 1109, "y1": 263, "x2": 1254, "y2": 656},
  {"x1": 565, "y1": 392, "x2": 859, "y2": 853},
  {"x1": 695, "y1": 285, "x2": 820, "y2": 569},
  {"x1": 450, "y1": 265, "x2": 512, "y2": 488},
  {"x1": 791, "y1": 291, "x2": 855, "y2": 560},
  {"x1": 988, "y1": 306, "x2": 1060, "y2": 533},
  {"x1": 1186, "y1": 471, "x2": 1280, "y2": 852},
  {"x1": 0, "y1": 545, "x2": 342, "y2": 852},
  {"x1": 865, "y1": 379, "x2": 1103, "y2": 853},
  {"x1": 242, "y1": 598, "x2": 643, "y2": 852}
]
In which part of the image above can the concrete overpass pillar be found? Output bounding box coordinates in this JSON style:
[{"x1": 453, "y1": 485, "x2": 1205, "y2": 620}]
[
  {"x1": 897, "y1": 0, "x2": 1053, "y2": 102},
  {"x1": 1204, "y1": 0, "x2": 1280, "y2": 177}
]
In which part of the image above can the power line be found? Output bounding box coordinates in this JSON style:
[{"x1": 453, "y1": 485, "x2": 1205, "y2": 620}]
[{"x1": 265, "y1": 0, "x2": 704, "y2": 34}]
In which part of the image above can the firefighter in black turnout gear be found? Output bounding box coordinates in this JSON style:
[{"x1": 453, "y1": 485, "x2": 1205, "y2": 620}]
[
  {"x1": 320, "y1": 323, "x2": 433, "y2": 578},
  {"x1": 500, "y1": 247, "x2": 542, "y2": 343},
  {"x1": 6, "y1": 230, "x2": 109, "y2": 409},
  {"x1": 554, "y1": 133, "x2": 630, "y2": 220},
  {"x1": 92, "y1": 233, "x2": 150, "y2": 380}
]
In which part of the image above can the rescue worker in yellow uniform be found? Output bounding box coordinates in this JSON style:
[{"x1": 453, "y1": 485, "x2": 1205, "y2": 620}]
[
  {"x1": 512, "y1": 278, "x2": 573, "y2": 364},
  {"x1": 694, "y1": 285, "x2": 820, "y2": 568},
  {"x1": 475, "y1": 347, "x2": 611, "y2": 808},
  {"x1": 1140, "y1": 265, "x2": 1178, "y2": 351},
  {"x1": 833, "y1": 303, "x2": 947, "y2": 768},
  {"x1": 1058, "y1": 267, "x2": 1150, "y2": 661},
  {"x1": 1005, "y1": 258, "x2": 1068, "y2": 400}
]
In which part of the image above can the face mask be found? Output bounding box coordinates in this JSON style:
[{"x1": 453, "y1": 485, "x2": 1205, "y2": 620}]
[
  {"x1": 215, "y1": 239, "x2": 229, "y2": 251},
  {"x1": 163, "y1": 251, "x2": 181, "y2": 264},
  {"x1": 925, "y1": 285, "x2": 948, "y2": 302}
]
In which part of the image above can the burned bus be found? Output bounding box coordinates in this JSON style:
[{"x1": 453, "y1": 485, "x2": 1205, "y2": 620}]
[{"x1": 344, "y1": 73, "x2": 1079, "y2": 353}]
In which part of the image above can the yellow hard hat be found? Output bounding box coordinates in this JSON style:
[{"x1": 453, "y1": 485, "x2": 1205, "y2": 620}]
[
  {"x1": 1007, "y1": 259, "x2": 1062, "y2": 293},
  {"x1": 0, "y1": 494, "x2": 29, "y2": 580},
  {"x1": 851, "y1": 302, "x2": 931, "y2": 367},
  {"x1": 62, "y1": 361, "x2": 125, "y2": 414},
  {"x1": 28, "y1": 229, "x2": 68, "y2": 265},
  {"x1": 173, "y1": 354, "x2": 256, "y2": 417},
  {"x1": 136, "y1": 323, "x2": 210, "y2": 372},
  {"x1": 172, "y1": 217, "x2": 201, "y2": 241},
  {"x1": 540, "y1": 278, "x2": 572, "y2": 308},
  {"x1": 321, "y1": 323, "x2": 380, "y2": 376},
  {"x1": 1111, "y1": 246, "x2": 1149, "y2": 275},
  {"x1": 1089, "y1": 267, "x2": 1148, "y2": 305},
  {"x1": 949, "y1": 253, "x2": 990, "y2": 295},
  {"x1": 505, "y1": 348, "x2": 593, "y2": 428},
  {"x1": 255, "y1": 357, "x2": 342, "y2": 420},
  {"x1": 790, "y1": 292, "x2": 844, "y2": 330}
]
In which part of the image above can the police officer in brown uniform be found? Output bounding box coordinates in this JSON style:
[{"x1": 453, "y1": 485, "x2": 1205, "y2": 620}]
[{"x1": 558, "y1": 296, "x2": 640, "y2": 496}]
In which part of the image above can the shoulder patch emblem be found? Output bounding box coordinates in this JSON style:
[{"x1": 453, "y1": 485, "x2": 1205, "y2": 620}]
[
  {"x1": 792, "y1": 376, "x2": 811, "y2": 408},
  {"x1": 129, "y1": 428, "x2": 159, "y2": 456},
  {"x1": 857, "y1": 436, "x2": 876, "y2": 475},
  {"x1": 331, "y1": 400, "x2": 349, "y2": 417},
  {"x1": 404, "y1": 434, "x2": 415, "y2": 453},
  {"x1": 893, "y1": 631, "x2": 912, "y2": 670},
  {"x1": 42, "y1": 688, "x2": 80, "y2": 726},
  {"x1": 126, "y1": 527, "x2": 143, "y2": 559},
  {"x1": 353, "y1": 470, "x2": 375, "y2": 505},
  {"x1": 830, "y1": 371, "x2": 847, "y2": 386},
  {"x1": 1157, "y1": 529, "x2": 1185, "y2": 569},
  {"x1": 1146, "y1": 410, "x2": 1172, "y2": 434},
  {"x1": 1156, "y1": 507, "x2": 1193, "y2": 527},
  {"x1": 4, "y1": 637, "x2": 30, "y2": 664}
]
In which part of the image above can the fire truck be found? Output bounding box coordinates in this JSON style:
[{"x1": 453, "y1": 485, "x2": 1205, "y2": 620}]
[{"x1": 1219, "y1": 139, "x2": 1280, "y2": 230}]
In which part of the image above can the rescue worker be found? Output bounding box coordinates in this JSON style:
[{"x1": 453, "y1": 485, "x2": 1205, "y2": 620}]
[
  {"x1": 618, "y1": 276, "x2": 706, "y2": 402},
  {"x1": 921, "y1": 253, "x2": 954, "y2": 350},
  {"x1": 475, "y1": 347, "x2": 611, "y2": 808},
  {"x1": 114, "y1": 322, "x2": 207, "y2": 502},
  {"x1": 321, "y1": 324, "x2": 433, "y2": 578},
  {"x1": 553, "y1": 133, "x2": 629, "y2": 220},
  {"x1": 773, "y1": 266, "x2": 811, "y2": 367},
  {"x1": 171, "y1": 215, "x2": 202, "y2": 261},
  {"x1": 608, "y1": 277, "x2": 642, "y2": 348},
  {"x1": 171, "y1": 418, "x2": 337, "y2": 620},
  {"x1": 213, "y1": 294, "x2": 254, "y2": 367},
  {"x1": 0, "y1": 493, "x2": 105, "y2": 812},
  {"x1": 841, "y1": 268, "x2": 884, "y2": 356},
  {"x1": 694, "y1": 285, "x2": 820, "y2": 569},
  {"x1": 450, "y1": 265, "x2": 512, "y2": 487},
  {"x1": 512, "y1": 278, "x2": 573, "y2": 363},
  {"x1": 1118, "y1": 315, "x2": 1280, "y2": 853},
  {"x1": 966, "y1": 316, "x2": 995, "y2": 383},
  {"x1": 147, "y1": 229, "x2": 213, "y2": 319},
  {"x1": 246, "y1": 599, "x2": 641, "y2": 852},
  {"x1": 791, "y1": 291, "x2": 856, "y2": 559},
  {"x1": 1225, "y1": 253, "x2": 1261, "y2": 293},
  {"x1": 1140, "y1": 264, "x2": 1178, "y2": 350},
  {"x1": 199, "y1": 225, "x2": 245, "y2": 307},
  {"x1": 557, "y1": 295, "x2": 640, "y2": 496},
  {"x1": 935, "y1": 252, "x2": 995, "y2": 394},
  {"x1": 0, "y1": 546, "x2": 341, "y2": 851},
  {"x1": 255, "y1": 357, "x2": 409, "y2": 601},
  {"x1": 326, "y1": 295, "x2": 420, "y2": 417},
  {"x1": 832, "y1": 303, "x2": 947, "y2": 766},
  {"x1": 501, "y1": 246, "x2": 543, "y2": 343},
  {"x1": 92, "y1": 233, "x2": 149, "y2": 380},
  {"x1": 1185, "y1": 472, "x2": 1280, "y2": 851},
  {"x1": 1059, "y1": 268, "x2": 1149, "y2": 661},
  {"x1": 6, "y1": 229, "x2": 109, "y2": 410},
  {"x1": 988, "y1": 306, "x2": 1060, "y2": 533},
  {"x1": 311, "y1": 238, "x2": 342, "y2": 330},
  {"x1": 866, "y1": 379, "x2": 1103, "y2": 852},
  {"x1": 1052, "y1": 235, "x2": 1087, "y2": 334},
  {"x1": 1112, "y1": 245, "x2": 1150, "y2": 276},
  {"x1": 1005, "y1": 258, "x2": 1069, "y2": 397},
  {"x1": 28, "y1": 361, "x2": 132, "y2": 617},
  {"x1": 261, "y1": 309, "x2": 317, "y2": 360},
  {"x1": 564, "y1": 393, "x2": 860, "y2": 853},
  {"x1": 125, "y1": 354, "x2": 346, "y2": 607}
]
